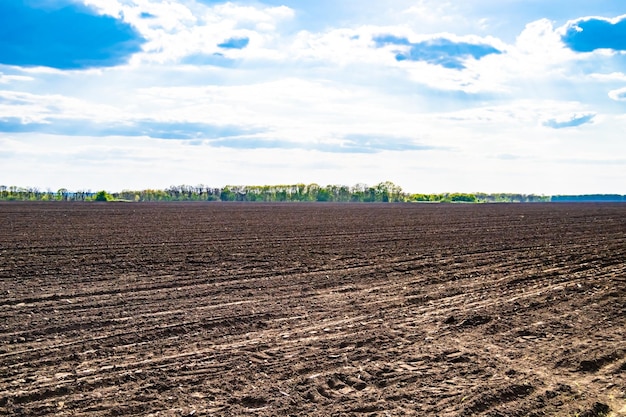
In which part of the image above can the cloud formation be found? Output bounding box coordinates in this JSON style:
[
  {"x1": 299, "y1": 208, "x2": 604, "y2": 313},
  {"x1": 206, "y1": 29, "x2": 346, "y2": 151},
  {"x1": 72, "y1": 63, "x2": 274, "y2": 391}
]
[
  {"x1": 207, "y1": 133, "x2": 440, "y2": 154},
  {"x1": 0, "y1": 117, "x2": 262, "y2": 140},
  {"x1": 87, "y1": 1, "x2": 296, "y2": 64},
  {"x1": 0, "y1": 0, "x2": 144, "y2": 69},
  {"x1": 608, "y1": 87, "x2": 626, "y2": 101},
  {"x1": 374, "y1": 35, "x2": 501, "y2": 69},
  {"x1": 543, "y1": 113, "x2": 595, "y2": 129}
]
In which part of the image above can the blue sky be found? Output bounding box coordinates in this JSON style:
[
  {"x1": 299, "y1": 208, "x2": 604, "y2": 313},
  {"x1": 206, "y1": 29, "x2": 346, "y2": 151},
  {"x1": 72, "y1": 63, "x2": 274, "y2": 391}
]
[{"x1": 1, "y1": 0, "x2": 625, "y2": 194}]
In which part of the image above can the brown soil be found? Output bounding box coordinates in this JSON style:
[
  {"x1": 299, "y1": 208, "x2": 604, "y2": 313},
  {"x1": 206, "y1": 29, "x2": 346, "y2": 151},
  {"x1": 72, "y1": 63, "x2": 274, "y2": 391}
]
[{"x1": 0, "y1": 202, "x2": 624, "y2": 416}]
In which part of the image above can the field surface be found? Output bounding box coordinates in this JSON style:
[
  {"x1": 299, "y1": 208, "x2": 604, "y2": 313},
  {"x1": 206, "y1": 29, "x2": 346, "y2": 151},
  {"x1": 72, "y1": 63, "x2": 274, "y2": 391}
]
[{"x1": 0, "y1": 202, "x2": 625, "y2": 416}]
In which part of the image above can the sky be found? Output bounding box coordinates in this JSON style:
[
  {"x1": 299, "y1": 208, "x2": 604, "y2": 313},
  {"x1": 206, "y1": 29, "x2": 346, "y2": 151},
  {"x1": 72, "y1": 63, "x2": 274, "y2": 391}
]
[{"x1": 1, "y1": 0, "x2": 625, "y2": 194}]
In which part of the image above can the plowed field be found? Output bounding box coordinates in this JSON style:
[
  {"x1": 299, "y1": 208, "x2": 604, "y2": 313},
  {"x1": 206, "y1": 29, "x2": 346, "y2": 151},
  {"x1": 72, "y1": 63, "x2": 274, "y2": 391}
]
[{"x1": 1, "y1": 202, "x2": 625, "y2": 416}]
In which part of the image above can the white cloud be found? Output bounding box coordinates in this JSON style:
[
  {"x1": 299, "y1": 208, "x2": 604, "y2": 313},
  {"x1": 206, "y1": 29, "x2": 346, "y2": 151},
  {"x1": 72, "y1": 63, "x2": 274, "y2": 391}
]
[
  {"x1": 0, "y1": 73, "x2": 34, "y2": 83},
  {"x1": 212, "y1": 3, "x2": 294, "y2": 28},
  {"x1": 285, "y1": 18, "x2": 589, "y2": 94},
  {"x1": 410, "y1": 18, "x2": 584, "y2": 93},
  {"x1": 469, "y1": 17, "x2": 583, "y2": 94},
  {"x1": 608, "y1": 87, "x2": 626, "y2": 101},
  {"x1": 81, "y1": 0, "x2": 295, "y2": 64},
  {"x1": 589, "y1": 72, "x2": 626, "y2": 82},
  {"x1": 74, "y1": 2, "x2": 597, "y2": 95},
  {"x1": 0, "y1": 90, "x2": 127, "y2": 123},
  {"x1": 399, "y1": 0, "x2": 495, "y2": 34},
  {"x1": 401, "y1": 1, "x2": 457, "y2": 25},
  {"x1": 289, "y1": 26, "x2": 510, "y2": 92},
  {"x1": 130, "y1": 77, "x2": 428, "y2": 140},
  {"x1": 291, "y1": 27, "x2": 390, "y2": 65},
  {"x1": 514, "y1": 19, "x2": 575, "y2": 69}
]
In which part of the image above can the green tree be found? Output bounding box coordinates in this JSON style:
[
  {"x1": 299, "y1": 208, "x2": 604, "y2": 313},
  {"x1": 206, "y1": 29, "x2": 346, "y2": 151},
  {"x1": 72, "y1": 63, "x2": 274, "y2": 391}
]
[
  {"x1": 220, "y1": 187, "x2": 236, "y2": 201},
  {"x1": 449, "y1": 193, "x2": 477, "y2": 203},
  {"x1": 316, "y1": 188, "x2": 331, "y2": 202},
  {"x1": 94, "y1": 190, "x2": 111, "y2": 202}
]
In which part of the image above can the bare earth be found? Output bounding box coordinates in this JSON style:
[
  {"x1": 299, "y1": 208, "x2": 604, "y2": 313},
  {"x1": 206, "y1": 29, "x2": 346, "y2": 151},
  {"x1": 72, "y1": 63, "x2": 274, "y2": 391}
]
[{"x1": 0, "y1": 202, "x2": 624, "y2": 416}]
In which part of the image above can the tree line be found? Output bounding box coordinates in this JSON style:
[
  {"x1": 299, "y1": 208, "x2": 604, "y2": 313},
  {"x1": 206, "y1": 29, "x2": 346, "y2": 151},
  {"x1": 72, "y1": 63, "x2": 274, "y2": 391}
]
[
  {"x1": 0, "y1": 183, "x2": 559, "y2": 203},
  {"x1": 0, "y1": 186, "x2": 93, "y2": 201},
  {"x1": 550, "y1": 194, "x2": 626, "y2": 202}
]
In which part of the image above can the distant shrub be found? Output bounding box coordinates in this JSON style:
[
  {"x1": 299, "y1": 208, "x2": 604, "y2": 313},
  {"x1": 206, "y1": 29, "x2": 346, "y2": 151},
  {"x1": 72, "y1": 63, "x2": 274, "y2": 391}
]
[{"x1": 94, "y1": 190, "x2": 112, "y2": 202}]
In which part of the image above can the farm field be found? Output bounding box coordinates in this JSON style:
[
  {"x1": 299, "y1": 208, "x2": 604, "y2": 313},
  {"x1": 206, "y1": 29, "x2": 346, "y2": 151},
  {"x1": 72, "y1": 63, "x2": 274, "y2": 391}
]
[{"x1": 0, "y1": 202, "x2": 624, "y2": 416}]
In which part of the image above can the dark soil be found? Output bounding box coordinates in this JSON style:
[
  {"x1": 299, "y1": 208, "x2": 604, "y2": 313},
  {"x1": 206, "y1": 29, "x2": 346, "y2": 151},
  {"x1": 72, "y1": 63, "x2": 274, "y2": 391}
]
[{"x1": 0, "y1": 202, "x2": 624, "y2": 416}]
